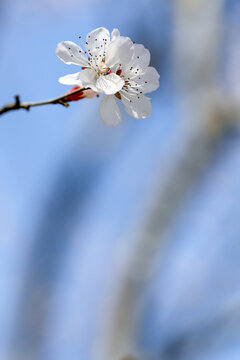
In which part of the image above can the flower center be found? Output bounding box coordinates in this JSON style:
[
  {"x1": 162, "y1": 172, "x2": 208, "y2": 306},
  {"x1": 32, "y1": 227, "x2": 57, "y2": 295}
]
[
  {"x1": 78, "y1": 34, "x2": 111, "y2": 77},
  {"x1": 97, "y1": 61, "x2": 111, "y2": 75}
]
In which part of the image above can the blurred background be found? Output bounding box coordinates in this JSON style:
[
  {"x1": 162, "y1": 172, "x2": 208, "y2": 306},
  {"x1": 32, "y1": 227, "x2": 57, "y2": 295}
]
[{"x1": 1, "y1": 0, "x2": 240, "y2": 359}]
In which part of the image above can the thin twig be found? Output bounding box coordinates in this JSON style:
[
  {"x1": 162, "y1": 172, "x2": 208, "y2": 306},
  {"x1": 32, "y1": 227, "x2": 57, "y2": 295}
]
[{"x1": 0, "y1": 87, "x2": 88, "y2": 116}]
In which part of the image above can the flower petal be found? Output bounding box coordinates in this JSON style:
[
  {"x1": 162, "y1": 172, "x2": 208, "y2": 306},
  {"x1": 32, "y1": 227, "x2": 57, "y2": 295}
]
[
  {"x1": 121, "y1": 93, "x2": 151, "y2": 119},
  {"x1": 85, "y1": 27, "x2": 110, "y2": 60},
  {"x1": 131, "y1": 66, "x2": 160, "y2": 93},
  {"x1": 131, "y1": 44, "x2": 150, "y2": 70},
  {"x1": 100, "y1": 95, "x2": 122, "y2": 126},
  {"x1": 105, "y1": 36, "x2": 134, "y2": 69},
  {"x1": 76, "y1": 69, "x2": 99, "y2": 92},
  {"x1": 58, "y1": 72, "x2": 83, "y2": 85},
  {"x1": 56, "y1": 41, "x2": 88, "y2": 66},
  {"x1": 96, "y1": 73, "x2": 124, "y2": 95},
  {"x1": 111, "y1": 28, "x2": 120, "y2": 41}
]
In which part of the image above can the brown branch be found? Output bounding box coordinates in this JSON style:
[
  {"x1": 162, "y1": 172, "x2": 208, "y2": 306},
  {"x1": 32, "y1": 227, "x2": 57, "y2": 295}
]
[{"x1": 0, "y1": 87, "x2": 89, "y2": 116}]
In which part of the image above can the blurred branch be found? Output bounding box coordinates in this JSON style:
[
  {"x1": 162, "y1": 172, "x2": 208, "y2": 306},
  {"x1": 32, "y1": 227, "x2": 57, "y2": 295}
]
[
  {"x1": 96, "y1": 2, "x2": 231, "y2": 360},
  {"x1": 0, "y1": 87, "x2": 89, "y2": 116},
  {"x1": 161, "y1": 295, "x2": 240, "y2": 358}
]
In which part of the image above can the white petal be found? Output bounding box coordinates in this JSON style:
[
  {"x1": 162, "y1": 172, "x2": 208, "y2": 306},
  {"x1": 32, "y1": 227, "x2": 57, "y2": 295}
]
[
  {"x1": 85, "y1": 27, "x2": 110, "y2": 59},
  {"x1": 56, "y1": 41, "x2": 88, "y2": 66},
  {"x1": 58, "y1": 72, "x2": 83, "y2": 85},
  {"x1": 77, "y1": 69, "x2": 99, "y2": 92},
  {"x1": 121, "y1": 93, "x2": 151, "y2": 119},
  {"x1": 131, "y1": 44, "x2": 150, "y2": 69},
  {"x1": 131, "y1": 67, "x2": 160, "y2": 93},
  {"x1": 111, "y1": 28, "x2": 120, "y2": 41},
  {"x1": 105, "y1": 36, "x2": 134, "y2": 69},
  {"x1": 100, "y1": 96, "x2": 122, "y2": 126},
  {"x1": 96, "y1": 73, "x2": 124, "y2": 95}
]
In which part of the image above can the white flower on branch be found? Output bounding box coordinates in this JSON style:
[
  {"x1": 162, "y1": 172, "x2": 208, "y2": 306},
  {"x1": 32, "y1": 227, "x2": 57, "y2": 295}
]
[{"x1": 56, "y1": 27, "x2": 160, "y2": 125}]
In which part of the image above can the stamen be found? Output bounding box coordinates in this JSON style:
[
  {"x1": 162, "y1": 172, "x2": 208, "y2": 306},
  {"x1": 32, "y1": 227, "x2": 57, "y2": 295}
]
[
  {"x1": 78, "y1": 35, "x2": 89, "y2": 57},
  {"x1": 115, "y1": 92, "x2": 121, "y2": 100}
]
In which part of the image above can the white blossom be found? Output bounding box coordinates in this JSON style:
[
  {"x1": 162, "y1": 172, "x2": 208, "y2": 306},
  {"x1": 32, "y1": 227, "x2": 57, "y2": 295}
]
[{"x1": 56, "y1": 27, "x2": 160, "y2": 125}]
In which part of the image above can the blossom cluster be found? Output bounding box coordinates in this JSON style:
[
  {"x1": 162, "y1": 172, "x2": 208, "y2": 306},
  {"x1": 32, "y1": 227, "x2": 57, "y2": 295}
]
[{"x1": 56, "y1": 27, "x2": 160, "y2": 125}]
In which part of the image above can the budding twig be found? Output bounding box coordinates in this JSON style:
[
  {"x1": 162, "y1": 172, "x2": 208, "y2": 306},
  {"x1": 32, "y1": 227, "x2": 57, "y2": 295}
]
[{"x1": 0, "y1": 87, "x2": 89, "y2": 116}]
